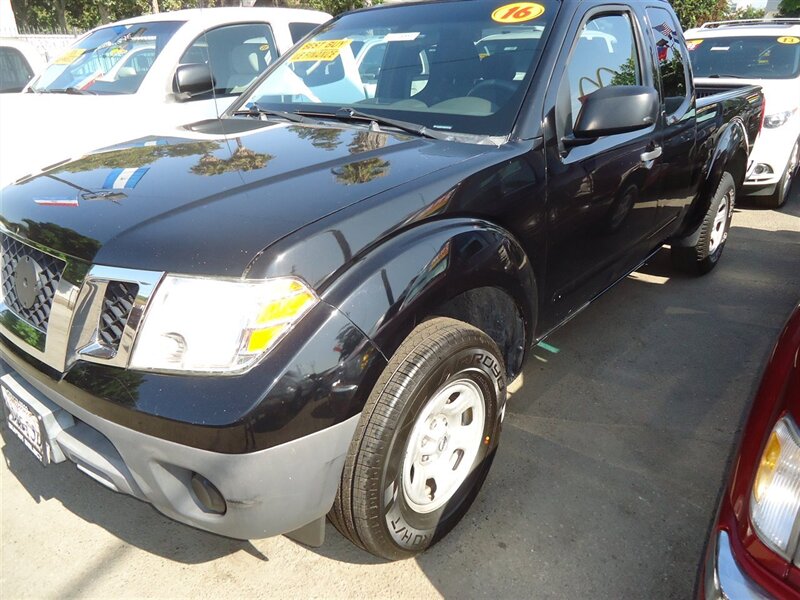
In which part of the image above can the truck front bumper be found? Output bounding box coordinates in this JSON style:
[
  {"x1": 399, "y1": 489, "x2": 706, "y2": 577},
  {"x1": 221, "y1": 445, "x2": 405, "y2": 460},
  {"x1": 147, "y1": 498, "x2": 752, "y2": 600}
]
[
  {"x1": 0, "y1": 351, "x2": 359, "y2": 541},
  {"x1": 700, "y1": 530, "x2": 769, "y2": 600},
  {"x1": 743, "y1": 121, "x2": 800, "y2": 193}
]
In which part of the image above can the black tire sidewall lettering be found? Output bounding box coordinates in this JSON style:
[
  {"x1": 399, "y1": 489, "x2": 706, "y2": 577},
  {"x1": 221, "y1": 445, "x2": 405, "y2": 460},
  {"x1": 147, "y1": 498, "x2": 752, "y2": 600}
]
[{"x1": 380, "y1": 346, "x2": 503, "y2": 552}]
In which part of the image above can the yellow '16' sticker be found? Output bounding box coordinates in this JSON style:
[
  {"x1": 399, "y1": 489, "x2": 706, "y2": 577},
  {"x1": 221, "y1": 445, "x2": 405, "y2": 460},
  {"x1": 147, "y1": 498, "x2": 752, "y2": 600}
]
[
  {"x1": 778, "y1": 36, "x2": 800, "y2": 44},
  {"x1": 291, "y1": 39, "x2": 352, "y2": 62},
  {"x1": 491, "y1": 2, "x2": 545, "y2": 23}
]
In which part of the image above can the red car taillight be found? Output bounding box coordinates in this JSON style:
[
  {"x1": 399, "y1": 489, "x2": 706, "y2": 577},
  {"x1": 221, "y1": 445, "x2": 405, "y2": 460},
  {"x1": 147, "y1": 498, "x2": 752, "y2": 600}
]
[{"x1": 731, "y1": 307, "x2": 800, "y2": 572}]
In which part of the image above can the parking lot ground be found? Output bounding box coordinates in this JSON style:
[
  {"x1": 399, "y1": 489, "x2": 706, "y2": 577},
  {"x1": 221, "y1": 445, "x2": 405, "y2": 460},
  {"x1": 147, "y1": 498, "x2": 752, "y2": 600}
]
[{"x1": 2, "y1": 189, "x2": 799, "y2": 599}]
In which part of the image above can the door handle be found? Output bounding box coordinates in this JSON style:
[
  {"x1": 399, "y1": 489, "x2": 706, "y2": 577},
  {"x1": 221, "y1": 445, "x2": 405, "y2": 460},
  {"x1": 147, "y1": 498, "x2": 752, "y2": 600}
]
[{"x1": 641, "y1": 146, "x2": 663, "y2": 162}]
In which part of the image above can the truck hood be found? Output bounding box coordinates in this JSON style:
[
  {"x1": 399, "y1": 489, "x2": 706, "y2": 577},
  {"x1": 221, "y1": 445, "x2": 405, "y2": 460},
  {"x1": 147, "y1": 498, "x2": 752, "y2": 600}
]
[{"x1": 0, "y1": 119, "x2": 486, "y2": 277}]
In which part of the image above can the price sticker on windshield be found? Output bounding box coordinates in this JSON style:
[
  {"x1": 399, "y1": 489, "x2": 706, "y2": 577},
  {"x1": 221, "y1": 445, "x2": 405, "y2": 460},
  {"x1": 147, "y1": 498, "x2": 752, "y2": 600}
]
[
  {"x1": 291, "y1": 39, "x2": 352, "y2": 62},
  {"x1": 686, "y1": 39, "x2": 703, "y2": 51},
  {"x1": 53, "y1": 48, "x2": 86, "y2": 65},
  {"x1": 778, "y1": 36, "x2": 800, "y2": 44},
  {"x1": 491, "y1": 2, "x2": 545, "y2": 23}
]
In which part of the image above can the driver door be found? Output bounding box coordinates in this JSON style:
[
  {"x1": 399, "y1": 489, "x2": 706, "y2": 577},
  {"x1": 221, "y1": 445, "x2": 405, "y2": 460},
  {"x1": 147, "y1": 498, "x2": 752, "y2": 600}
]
[{"x1": 543, "y1": 7, "x2": 663, "y2": 324}]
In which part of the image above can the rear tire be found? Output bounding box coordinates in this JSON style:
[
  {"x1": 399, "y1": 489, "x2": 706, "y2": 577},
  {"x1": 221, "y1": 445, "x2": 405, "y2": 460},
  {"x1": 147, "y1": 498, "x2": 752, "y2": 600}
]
[
  {"x1": 671, "y1": 172, "x2": 735, "y2": 276},
  {"x1": 330, "y1": 317, "x2": 506, "y2": 560}
]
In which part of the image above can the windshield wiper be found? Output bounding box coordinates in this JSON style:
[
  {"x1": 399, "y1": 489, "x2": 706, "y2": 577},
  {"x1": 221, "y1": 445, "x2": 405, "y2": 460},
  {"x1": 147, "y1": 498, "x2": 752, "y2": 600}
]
[
  {"x1": 234, "y1": 104, "x2": 320, "y2": 125},
  {"x1": 299, "y1": 107, "x2": 453, "y2": 141},
  {"x1": 37, "y1": 87, "x2": 98, "y2": 95},
  {"x1": 707, "y1": 74, "x2": 744, "y2": 79}
]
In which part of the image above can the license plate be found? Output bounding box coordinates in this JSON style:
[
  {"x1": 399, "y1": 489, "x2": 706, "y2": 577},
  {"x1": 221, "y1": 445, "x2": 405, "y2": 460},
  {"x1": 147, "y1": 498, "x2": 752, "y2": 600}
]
[{"x1": 2, "y1": 385, "x2": 50, "y2": 465}]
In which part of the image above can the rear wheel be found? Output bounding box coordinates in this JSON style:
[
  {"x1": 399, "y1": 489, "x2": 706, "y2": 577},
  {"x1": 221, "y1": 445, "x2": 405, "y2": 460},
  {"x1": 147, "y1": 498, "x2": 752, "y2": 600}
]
[
  {"x1": 671, "y1": 172, "x2": 735, "y2": 276},
  {"x1": 758, "y1": 139, "x2": 799, "y2": 209},
  {"x1": 330, "y1": 317, "x2": 506, "y2": 560}
]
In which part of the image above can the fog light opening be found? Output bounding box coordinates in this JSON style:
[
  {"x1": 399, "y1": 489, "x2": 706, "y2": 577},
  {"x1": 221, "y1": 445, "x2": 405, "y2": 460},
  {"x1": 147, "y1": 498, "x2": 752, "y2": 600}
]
[
  {"x1": 754, "y1": 164, "x2": 773, "y2": 176},
  {"x1": 191, "y1": 473, "x2": 227, "y2": 515}
]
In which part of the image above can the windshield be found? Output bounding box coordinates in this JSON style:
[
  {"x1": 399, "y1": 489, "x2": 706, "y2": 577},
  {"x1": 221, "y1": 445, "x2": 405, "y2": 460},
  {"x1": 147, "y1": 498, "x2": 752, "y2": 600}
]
[
  {"x1": 31, "y1": 21, "x2": 184, "y2": 94},
  {"x1": 236, "y1": 0, "x2": 558, "y2": 137},
  {"x1": 687, "y1": 35, "x2": 800, "y2": 79}
]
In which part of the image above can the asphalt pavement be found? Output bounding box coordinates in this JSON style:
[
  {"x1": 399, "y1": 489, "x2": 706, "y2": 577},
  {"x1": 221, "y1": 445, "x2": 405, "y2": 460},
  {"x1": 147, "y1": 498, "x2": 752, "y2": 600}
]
[{"x1": 2, "y1": 187, "x2": 799, "y2": 599}]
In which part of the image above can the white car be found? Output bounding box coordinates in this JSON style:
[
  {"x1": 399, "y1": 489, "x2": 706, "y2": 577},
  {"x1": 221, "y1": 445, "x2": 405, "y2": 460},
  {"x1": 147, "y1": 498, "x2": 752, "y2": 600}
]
[
  {"x1": 0, "y1": 7, "x2": 329, "y2": 188},
  {"x1": 0, "y1": 37, "x2": 45, "y2": 93},
  {"x1": 685, "y1": 19, "x2": 800, "y2": 208}
]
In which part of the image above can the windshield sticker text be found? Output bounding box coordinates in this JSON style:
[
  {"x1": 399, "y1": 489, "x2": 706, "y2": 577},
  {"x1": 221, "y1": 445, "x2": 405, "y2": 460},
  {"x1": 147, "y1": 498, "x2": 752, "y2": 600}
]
[
  {"x1": 290, "y1": 39, "x2": 352, "y2": 62},
  {"x1": 491, "y1": 2, "x2": 545, "y2": 23},
  {"x1": 53, "y1": 48, "x2": 86, "y2": 65},
  {"x1": 778, "y1": 36, "x2": 800, "y2": 45}
]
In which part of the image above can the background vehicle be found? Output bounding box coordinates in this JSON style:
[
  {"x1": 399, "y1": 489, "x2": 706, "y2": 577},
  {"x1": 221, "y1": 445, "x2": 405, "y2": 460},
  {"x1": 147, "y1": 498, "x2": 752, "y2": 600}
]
[
  {"x1": 698, "y1": 302, "x2": 800, "y2": 599},
  {"x1": 0, "y1": 7, "x2": 330, "y2": 188},
  {"x1": 0, "y1": 0, "x2": 762, "y2": 560},
  {"x1": 0, "y1": 37, "x2": 45, "y2": 93},
  {"x1": 685, "y1": 19, "x2": 800, "y2": 208}
]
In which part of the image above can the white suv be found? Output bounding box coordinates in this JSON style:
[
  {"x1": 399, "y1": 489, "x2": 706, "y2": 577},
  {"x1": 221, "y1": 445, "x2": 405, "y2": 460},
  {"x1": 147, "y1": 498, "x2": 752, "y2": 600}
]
[{"x1": 685, "y1": 19, "x2": 800, "y2": 208}]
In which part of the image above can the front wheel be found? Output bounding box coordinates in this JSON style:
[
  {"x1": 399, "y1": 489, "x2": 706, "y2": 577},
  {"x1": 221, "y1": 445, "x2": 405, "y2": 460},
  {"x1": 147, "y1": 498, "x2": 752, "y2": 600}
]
[
  {"x1": 671, "y1": 172, "x2": 735, "y2": 276},
  {"x1": 329, "y1": 317, "x2": 506, "y2": 560}
]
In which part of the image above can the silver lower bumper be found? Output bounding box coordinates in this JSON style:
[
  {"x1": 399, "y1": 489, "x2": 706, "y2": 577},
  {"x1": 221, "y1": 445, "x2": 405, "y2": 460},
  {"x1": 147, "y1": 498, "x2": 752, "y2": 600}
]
[
  {"x1": 703, "y1": 530, "x2": 769, "y2": 600},
  {"x1": 0, "y1": 359, "x2": 358, "y2": 541}
]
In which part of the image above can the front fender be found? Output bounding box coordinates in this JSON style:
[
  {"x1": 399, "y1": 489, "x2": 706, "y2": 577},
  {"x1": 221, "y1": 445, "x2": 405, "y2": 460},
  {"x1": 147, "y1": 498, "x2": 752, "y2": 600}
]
[{"x1": 320, "y1": 219, "x2": 537, "y2": 373}]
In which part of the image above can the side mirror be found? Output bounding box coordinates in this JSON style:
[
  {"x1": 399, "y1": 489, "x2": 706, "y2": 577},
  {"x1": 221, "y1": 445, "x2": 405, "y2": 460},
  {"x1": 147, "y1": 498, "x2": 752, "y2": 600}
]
[
  {"x1": 572, "y1": 85, "x2": 659, "y2": 140},
  {"x1": 174, "y1": 63, "x2": 215, "y2": 99}
]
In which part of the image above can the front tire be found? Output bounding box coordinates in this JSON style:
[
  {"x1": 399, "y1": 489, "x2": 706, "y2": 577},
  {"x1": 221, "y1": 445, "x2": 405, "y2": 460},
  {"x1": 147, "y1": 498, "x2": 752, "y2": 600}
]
[
  {"x1": 330, "y1": 317, "x2": 506, "y2": 560},
  {"x1": 671, "y1": 172, "x2": 735, "y2": 276}
]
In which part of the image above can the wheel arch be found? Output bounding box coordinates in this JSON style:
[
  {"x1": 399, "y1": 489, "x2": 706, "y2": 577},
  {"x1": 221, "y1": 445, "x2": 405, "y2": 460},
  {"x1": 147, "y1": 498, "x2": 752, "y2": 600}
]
[
  {"x1": 675, "y1": 118, "x2": 748, "y2": 246},
  {"x1": 321, "y1": 218, "x2": 537, "y2": 381}
]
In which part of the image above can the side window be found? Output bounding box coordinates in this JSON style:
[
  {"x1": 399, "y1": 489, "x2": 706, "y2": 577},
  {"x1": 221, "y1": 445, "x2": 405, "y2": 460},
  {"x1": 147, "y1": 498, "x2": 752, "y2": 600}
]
[
  {"x1": 0, "y1": 47, "x2": 34, "y2": 92},
  {"x1": 560, "y1": 13, "x2": 642, "y2": 131},
  {"x1": 289, "y1": 22, "x2": 319, "y2": 44},
  {"x1": 179, "y1": 23, "x2": 278, "y2": 97},
  {"x1": 647, "y1": 7, "x2": 690, "y2": 117}
]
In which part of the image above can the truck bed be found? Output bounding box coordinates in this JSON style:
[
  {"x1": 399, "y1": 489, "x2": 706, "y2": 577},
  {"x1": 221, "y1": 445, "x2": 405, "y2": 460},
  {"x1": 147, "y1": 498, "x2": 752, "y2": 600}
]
[{"x1": 695, "y1": 82, "x2": 763, "y2": 106}]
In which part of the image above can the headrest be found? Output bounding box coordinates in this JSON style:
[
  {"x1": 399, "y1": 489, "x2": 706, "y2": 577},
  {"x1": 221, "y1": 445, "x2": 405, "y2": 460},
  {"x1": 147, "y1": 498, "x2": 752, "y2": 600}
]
[{"x1": 230, "y1": 45, "x2": 259, "y2": 75}]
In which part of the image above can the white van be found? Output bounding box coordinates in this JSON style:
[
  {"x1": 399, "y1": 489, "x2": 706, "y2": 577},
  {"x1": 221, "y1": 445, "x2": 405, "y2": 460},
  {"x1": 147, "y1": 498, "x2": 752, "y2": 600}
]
[
  {"x1": 0, "y1": 38, "x2": 46, "y2": 92},
  {"x1": 684, "y1": 19, "x2": 800, "y2": 208}
]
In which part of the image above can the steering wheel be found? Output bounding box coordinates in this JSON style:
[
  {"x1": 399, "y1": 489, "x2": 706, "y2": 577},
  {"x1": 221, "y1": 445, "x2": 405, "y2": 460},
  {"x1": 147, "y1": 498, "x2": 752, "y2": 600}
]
[{"x1": 467, "y1": 79, "x2": 518, "y2": 105}]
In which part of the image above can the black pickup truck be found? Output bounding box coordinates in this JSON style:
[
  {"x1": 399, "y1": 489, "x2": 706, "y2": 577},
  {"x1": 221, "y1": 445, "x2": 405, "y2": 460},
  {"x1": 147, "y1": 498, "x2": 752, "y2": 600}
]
[{"x1": 0, "y1": 0, "x2": 763, "y2": 560}]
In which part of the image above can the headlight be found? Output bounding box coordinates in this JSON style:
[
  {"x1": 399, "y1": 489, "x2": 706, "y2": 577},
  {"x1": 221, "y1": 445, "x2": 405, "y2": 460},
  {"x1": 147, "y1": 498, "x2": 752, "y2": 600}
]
[
  {"x1": 130, "y1": 275, "x2": 317, "y2": 374},
  {"x1": 750, "y1": 417, "x2": 800, "y2": 556},
  {"x1": 764, "y1": 109, "x2": 797, "y2": 129}
]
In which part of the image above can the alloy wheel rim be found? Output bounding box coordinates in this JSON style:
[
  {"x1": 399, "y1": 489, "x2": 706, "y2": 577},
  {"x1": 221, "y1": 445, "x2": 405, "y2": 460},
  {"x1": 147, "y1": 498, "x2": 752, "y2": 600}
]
[
  {"x1": 401, "y1": 378, "x2": 486, "y2": 514},
  {"x1": 709, "y1": 191, "x2": 730, "y2": 254}
]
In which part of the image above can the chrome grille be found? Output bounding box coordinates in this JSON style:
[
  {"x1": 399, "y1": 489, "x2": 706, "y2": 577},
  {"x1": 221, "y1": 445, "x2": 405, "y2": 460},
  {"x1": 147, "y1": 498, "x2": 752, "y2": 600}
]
[
  {"x1": 0, "y1": 233, "x2": 66, "y2": 332},
  {"x1": 99, "y1": 281, "x2": 139, "y2": 349}
]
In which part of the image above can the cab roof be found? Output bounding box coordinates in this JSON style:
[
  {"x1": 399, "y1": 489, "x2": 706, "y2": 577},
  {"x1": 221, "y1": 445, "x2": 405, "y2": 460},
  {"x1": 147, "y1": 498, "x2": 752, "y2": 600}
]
[{"x1": 685, "y1": 18, "x2": 800, "y2": 38}]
